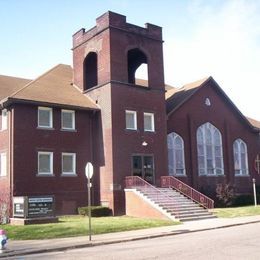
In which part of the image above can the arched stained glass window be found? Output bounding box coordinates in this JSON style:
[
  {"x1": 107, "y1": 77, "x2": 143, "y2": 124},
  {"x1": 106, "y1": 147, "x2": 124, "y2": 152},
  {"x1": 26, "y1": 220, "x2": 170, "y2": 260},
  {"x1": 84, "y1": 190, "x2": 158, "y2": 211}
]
[
  {"x1": 233, "y1": 139, "x2": 249, "y2": 176},
  {"x1": 167, "y1": 132, "x2": 185, "y2": 176},
  {"x1": 196, "y1": 122, "x2": 224, "y2": 175}
]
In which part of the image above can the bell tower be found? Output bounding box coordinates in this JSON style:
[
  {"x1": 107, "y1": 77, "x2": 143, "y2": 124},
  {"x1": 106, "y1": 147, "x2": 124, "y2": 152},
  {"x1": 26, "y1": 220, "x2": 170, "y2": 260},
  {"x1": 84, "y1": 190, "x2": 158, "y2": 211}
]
[{"x1": 72, "y1": 11, "x2": 168, "y2": 214}]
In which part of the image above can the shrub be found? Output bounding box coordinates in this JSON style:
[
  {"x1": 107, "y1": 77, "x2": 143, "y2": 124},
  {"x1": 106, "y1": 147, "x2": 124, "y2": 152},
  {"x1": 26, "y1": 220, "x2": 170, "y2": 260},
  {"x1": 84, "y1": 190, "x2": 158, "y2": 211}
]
[
  {"x1": 78, "y1": 206, "x2": 112, "y2": 217},
  {"x1": 0, "y1": 188, "x2": 11, "y2": 224},
  {"x1": 216, "y1": 182, "x2": 235, "y2": 207},
  {"x1": 233, "y1": 194, "x2": 260, "y2": 207}
]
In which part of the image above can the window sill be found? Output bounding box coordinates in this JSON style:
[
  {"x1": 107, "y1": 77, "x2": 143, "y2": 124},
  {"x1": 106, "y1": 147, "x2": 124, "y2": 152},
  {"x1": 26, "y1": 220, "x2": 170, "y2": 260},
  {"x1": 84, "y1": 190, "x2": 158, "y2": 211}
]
[
  {"x1": 36, "y1": 173, "x2": 55, "y2": 177},
  {"x1": 125, "y1": 128, "x2": 138, "y2": 132},
  {"x1": 235, "y1": 174, "x2": 250, "y2": 177},
  {"x1": 61, "y1": 173, "x2": 77, "y2": 177},
  {"x1": 199, "y1": 174, "x2": 225, "y2": 177},
  {"x1": 37, "y1": 127, "x2": 54, "y2": 130},
  {"x1": 60, "y1": 129, "x2": 77, "y2": 132},
  {"x1": 144, "y1": 130, "x2": 155, "y2": 133}
]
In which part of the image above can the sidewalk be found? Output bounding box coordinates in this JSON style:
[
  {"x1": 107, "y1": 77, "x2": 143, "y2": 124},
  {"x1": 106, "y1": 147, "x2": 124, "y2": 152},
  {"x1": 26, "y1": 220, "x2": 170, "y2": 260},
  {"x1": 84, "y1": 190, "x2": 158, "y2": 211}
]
[{"x1": 1, "y1": 215, "x2": 260, "y2": 258}]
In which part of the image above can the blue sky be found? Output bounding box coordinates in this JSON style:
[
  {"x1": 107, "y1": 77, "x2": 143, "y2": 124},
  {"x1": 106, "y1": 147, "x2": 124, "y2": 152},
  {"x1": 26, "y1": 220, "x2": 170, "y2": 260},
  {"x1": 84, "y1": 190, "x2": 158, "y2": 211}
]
[{"x1": 0, "y1": 0, "x2": 259, "y2": 120}]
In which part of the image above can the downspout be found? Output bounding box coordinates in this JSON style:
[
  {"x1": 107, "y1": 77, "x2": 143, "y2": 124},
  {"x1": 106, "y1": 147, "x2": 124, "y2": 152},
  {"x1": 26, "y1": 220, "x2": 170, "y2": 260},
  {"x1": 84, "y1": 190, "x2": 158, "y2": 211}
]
[{"x1": 8, "y1": 106, "x2": 14, "y2": 218}]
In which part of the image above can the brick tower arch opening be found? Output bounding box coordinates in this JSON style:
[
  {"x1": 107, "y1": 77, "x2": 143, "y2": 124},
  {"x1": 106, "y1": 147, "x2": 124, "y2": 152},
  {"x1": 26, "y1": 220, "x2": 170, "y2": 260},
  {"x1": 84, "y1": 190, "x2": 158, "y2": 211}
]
[
  {"x1": 127, "y1": 48, "x2": 148, "y2": 86},
  {"x1": 83, "y1": 52, "x2": 98, "y2": 91}
]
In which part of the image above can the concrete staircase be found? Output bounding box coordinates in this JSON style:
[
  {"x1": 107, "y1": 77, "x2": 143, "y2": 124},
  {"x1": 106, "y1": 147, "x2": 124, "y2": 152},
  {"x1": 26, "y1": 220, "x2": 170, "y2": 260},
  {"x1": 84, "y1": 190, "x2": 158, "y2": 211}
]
[{"x1": 136, "y1": 187, "x2": 216, "y2": 222}]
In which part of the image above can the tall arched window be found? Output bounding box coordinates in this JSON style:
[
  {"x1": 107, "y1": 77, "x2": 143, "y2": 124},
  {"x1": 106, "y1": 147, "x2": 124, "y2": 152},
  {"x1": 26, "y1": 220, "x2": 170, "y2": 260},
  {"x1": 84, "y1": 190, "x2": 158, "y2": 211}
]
[
  {"x1": 127, "y1": 48, "x2": 148, "y2": 87},
  {"x1": 167, "y1": 132, "x2": 185, "y2": 176},
  {"x1": 233, "y1": 139, "x2": 249, "y2": 176},
  {"x1": 83, "y1": 52, "x2": 98, "y2": 91},
  {"x1": 197, "y1": 122, "x2": 224, "y2": 175}
]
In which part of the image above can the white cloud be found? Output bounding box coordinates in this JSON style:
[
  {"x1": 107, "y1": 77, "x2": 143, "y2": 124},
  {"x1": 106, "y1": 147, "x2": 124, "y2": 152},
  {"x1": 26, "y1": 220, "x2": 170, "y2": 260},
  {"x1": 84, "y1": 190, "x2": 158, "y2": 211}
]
[{"x1": 164, "y1": 0, "x2": 260, "y2": 120}]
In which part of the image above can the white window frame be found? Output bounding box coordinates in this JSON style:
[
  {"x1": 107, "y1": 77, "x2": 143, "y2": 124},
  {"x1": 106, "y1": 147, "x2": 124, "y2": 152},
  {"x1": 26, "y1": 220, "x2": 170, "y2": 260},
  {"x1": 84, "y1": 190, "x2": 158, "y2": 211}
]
[
  {"x1": 1, "y1": 109, "x2": 7, "y2": 131},
  {"x1": 61, "y1": 109, "x2": 75, "y2": 130},
  {"x1": 0, "y1": 152, "x2": 7, "y2": 177},
  {"x1": 233, "y1": 139, "x2": 249, "y2": 176},
  {"x1": 125, "y1": 110, "x2": 137, "y2": 130},
  {"x1": 196, "y1": 122, "x2": 224, "y2": 176},
  {"x1": 38, "y1": 107, "x2": 53, "y2": 129},
  {"x1": 62, "y1": 153, "x2": 76, "y2": 176},
  {"x1": 38, "y1": 151, "x2": 53, "y2": 175},
  {"x1": 167, "y1": 132, "x2": 186, "y2": 176},
  {"x1": 144, "y1": 112, "x2": 155, "y2": 132}
]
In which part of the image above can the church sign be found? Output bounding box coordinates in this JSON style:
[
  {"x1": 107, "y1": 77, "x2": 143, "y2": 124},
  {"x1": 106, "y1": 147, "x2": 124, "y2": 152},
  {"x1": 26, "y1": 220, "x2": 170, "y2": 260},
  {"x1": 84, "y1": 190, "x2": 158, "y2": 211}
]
[{"x1": 13, "y1": 196, "x2": 55, "y2": 218}]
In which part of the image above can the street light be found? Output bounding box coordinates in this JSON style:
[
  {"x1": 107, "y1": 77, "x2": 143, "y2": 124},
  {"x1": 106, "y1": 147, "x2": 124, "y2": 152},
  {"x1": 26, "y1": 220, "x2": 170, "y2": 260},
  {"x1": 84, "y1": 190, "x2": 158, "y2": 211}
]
[{"x1": 85, "y1": 162, "x2": 94, "y2": 241}]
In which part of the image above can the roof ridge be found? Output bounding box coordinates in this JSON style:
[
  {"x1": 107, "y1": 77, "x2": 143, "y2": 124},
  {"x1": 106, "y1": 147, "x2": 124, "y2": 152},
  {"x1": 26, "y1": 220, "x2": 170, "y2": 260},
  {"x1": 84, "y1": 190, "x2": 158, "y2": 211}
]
[
  {"x1": 0, "y1": 74, "x2": 31, "y2": 81},
  {"x1": 9, "y1": 64, "x2": 64, "y2": 98}
]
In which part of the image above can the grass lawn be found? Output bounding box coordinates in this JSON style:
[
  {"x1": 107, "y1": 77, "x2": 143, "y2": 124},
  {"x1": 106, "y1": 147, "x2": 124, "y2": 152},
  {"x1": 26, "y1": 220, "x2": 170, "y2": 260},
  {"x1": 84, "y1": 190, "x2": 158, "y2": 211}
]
[
  {"x1": 0, "y1": 216, "x2": 178, "y2": 240},
  {"x1": 211, "y1": 205, "x2": 260, "y2": 218}
]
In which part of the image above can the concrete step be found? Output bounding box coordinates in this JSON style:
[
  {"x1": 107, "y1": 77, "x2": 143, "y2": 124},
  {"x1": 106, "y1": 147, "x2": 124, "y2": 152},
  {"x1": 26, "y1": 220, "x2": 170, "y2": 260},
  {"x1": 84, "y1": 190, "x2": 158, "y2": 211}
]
[{"x1": 179, "y1": 214, "x2": 217, "y2": 222}]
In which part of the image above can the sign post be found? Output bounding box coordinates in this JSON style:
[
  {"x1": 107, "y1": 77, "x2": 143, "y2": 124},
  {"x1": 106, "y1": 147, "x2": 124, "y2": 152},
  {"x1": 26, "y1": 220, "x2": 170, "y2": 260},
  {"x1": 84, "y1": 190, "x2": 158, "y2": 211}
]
[
  {"x1": 252, "y1": 178, "x2": 257, "y2": 207},
  {"x1": 255, "y1": 154, "x2": 260, "y2": 175},
  {"x1": 85, "y1": 162, "x2": 94, "y2": 241}
]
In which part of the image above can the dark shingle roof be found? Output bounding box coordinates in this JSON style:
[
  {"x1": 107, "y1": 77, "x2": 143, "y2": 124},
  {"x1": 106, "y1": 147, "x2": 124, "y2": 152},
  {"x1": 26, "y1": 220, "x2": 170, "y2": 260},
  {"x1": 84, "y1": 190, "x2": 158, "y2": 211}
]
[
  {"x1": 0, "y1": 75, "x2": 31, "y2": 100},
  {"x1": 1, "y1": 64, "x2": 98, "y2": 111}
]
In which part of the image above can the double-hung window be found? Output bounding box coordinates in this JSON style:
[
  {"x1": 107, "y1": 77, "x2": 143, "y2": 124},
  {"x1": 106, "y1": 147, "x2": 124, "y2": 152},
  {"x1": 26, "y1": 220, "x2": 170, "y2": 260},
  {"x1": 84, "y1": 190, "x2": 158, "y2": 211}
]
[
  {"x1": 125, "y1": 110, "x2": 137, "y2": 130},
  {"x1": 61, "y1": 110, "x2": 75, "y2": 130},
  {"x1": 144, "y1": 112, "x2": 155, "y2": 132},
  {"x1": 0, "y1": 153, "x2": 7, "y2": 177},
  {"x1": 62, "y1": 153, "x2": 76, "y2": 176},
  {"x1": 38, "y1": 107, "x2": 53, "y2": 128},
  {"x1": 38, "y1": 152, "x2": 53, "y2": 175}
]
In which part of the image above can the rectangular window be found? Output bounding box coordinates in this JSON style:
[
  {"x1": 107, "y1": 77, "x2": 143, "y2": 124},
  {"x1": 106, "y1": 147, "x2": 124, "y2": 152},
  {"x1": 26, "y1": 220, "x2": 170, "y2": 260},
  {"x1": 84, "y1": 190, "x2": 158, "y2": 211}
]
[
  {"x1": 0, "y1": 153, "x2": 7, "y2": 177},
  {"x1": 61, "y1": 110, "x2": 75, "y2": 130},
  {"x1": 125, "y1": 110, "x2": 137, "y2": 130},
  {"x1": 1, "y1": 109, "x2": 7, "y2": 131},
  {"x1": 38, "y1": 152, "x2": 53, "y2": 175},
  {"x1": 144, "y1": 112, "x2": 155, "y2": 132},
  {"x1": 62, "y1": 153, "x2": 76, "y2": 175},
  {"x1": 38, "y1": 107, "x2": 53, "y2": 128}
]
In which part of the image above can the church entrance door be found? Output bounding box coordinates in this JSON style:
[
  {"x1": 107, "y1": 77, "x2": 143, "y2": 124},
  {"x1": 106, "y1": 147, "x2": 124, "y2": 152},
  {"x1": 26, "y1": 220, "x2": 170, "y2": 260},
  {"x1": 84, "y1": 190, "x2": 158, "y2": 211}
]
[{"x1": 132, "y1": 155, "x2": 154, "y2": 184}]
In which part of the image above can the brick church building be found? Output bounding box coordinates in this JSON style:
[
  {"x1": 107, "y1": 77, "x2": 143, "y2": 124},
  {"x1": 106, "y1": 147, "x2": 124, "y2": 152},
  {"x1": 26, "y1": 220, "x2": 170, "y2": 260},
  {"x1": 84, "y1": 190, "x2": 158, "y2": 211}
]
[{"x1": 0, "y1": 11, "x2": 259, "y2": 216}]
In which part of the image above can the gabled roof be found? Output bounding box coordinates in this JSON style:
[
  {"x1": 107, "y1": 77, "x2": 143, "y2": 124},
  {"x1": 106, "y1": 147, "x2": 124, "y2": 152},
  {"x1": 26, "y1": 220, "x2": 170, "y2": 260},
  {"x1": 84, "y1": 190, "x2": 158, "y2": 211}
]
[
  {"x1": 0, "y1": 75, "x2": 31, "y2": 100},
  {"x1": 166, "y1": 76, "x2": 260, "y2": 132},
  {"x1": 1, "y1": 64, "x2": 98, "y2": 111},
  {"x1": 166, "y1": 77, "x2": 209, "y2": 114},
  {"x1": 247, "y1": 117, "x2": 260, "y2": 129}
]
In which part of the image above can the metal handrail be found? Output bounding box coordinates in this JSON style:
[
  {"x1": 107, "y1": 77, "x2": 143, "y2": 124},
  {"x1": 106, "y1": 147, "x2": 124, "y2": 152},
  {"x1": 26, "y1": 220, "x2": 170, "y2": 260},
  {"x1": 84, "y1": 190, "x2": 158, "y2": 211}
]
[
  {"x1": 161, "y1": 176, "x2": 214, "y2": 209},
  {"x1": 125, "y1": 176, "x2": 180, "y2": 218}
]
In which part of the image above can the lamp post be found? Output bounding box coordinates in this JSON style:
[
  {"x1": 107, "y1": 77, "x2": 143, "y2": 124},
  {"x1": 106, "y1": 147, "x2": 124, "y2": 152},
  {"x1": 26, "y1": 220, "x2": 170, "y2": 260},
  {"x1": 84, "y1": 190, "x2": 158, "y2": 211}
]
[
  {"x1": 252, "y1": 178, "x2": 257, "y2": 207},
  {"x1": 85, "y1": 162, "x2": 94, "y2": 241}
]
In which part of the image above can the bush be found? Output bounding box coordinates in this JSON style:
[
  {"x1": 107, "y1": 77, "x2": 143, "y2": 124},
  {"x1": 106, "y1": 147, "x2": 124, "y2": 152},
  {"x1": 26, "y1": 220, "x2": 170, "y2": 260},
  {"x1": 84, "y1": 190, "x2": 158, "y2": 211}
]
[
  {"x1": 78, "y1": 206, "x2": 112, "y2": 217},
  {"x1": 0, "y1": 188, "x2": 10, "y2": 224},
  {"x1": 233, "y1": 194, "x2": 260, "y2": 207},
  {"x1": 216, "y1": 182, "x2": 235, "y2": 207}
]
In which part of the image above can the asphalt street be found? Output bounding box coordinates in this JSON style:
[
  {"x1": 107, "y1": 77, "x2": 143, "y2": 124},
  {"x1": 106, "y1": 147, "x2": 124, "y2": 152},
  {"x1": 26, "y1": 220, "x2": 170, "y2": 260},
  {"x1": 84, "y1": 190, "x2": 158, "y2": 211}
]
[{"x1": 8, "y1": 222, "x2": 260, "y2": 260}]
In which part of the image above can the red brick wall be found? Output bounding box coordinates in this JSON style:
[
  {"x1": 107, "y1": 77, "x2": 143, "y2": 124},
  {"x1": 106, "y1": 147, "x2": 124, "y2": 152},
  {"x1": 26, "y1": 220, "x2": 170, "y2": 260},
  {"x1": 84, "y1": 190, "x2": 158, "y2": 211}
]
[
  {"x1": 167, "y1": 82, "x2": 260, "y2": 195},
  {"x1": 12, "y1": 103, "x2": 96, "y2": 214}
]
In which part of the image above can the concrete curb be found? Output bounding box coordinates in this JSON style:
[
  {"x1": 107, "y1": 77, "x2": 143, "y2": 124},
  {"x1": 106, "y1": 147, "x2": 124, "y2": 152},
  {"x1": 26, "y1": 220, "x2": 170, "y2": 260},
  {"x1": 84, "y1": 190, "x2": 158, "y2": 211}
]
[{"x1": 1, "y1": 220, "x2": 260, "y2": 258}]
